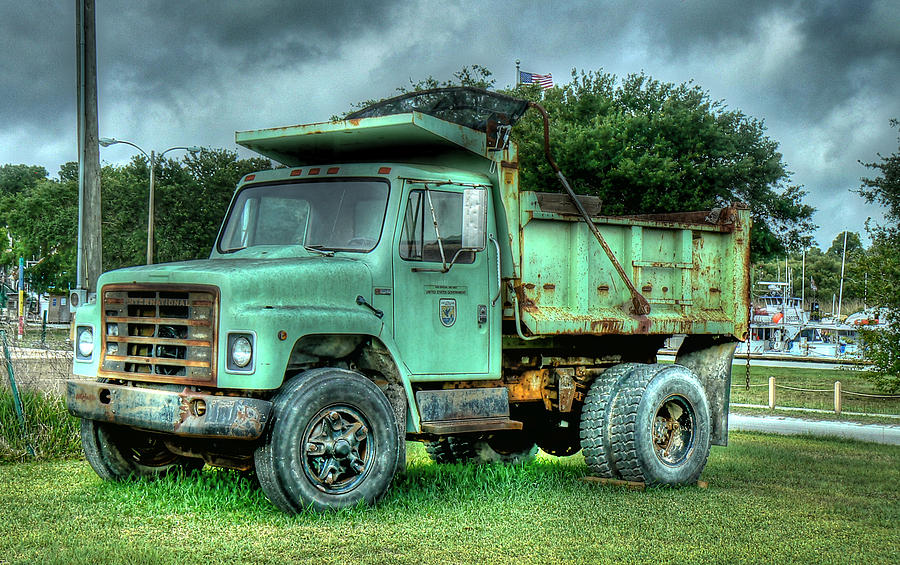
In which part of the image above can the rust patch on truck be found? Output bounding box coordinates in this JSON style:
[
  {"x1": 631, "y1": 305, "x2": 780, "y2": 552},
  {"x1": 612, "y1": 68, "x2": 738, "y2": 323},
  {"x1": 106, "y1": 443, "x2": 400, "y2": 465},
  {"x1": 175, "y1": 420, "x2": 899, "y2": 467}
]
[
  {"x1": 589, "y1": 319, "x2": 625, "y2": 333},
  {"x1": 66, "y1": 380, "x2": 272, "y2": 440},
  {"x1": 505, "y1": 370, "x2": 546, "y2": 402}
]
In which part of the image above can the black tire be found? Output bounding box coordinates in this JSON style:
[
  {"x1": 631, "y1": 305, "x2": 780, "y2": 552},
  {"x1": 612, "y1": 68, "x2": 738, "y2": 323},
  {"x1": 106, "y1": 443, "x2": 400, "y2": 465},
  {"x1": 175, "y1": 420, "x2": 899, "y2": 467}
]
[
  {"x1": 609, "y1": 364, "x2": 711, "y2": 485},
  {"x1": 255, "y1": 433, "x2": 301, "y2": 513},
  {"x1": 255, "y1": 368, "x2": 400, "y2": 512},
  {"x1": 579, "y1": 363, "x2": 638, "y2": 478},
  {"x1": 472, "y1": 431, "x2": 538, "y2": 464},
  {"x1": 80, "y1": 418, "x2": 203, "y2": 481},
  {"x1": 424, "y1": 436, "x2": 476, "y2": 464},
  {"x1": 425, "y1": 432, "x2": 537, "y2": 465}
]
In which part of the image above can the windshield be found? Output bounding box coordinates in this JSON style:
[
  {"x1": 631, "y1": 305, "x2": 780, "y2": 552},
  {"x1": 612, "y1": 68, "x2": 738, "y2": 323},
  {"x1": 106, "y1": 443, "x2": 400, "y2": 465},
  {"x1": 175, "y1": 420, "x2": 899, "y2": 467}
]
[{"x1": 218, "y1": 179, "x2": 389, "y2": 253}]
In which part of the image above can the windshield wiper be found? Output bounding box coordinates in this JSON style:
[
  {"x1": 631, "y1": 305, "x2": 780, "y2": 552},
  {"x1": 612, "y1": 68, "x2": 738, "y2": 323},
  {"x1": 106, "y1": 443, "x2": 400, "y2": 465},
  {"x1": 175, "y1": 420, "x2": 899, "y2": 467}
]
[{"x1": 304, "y1": 245, "x2": 335, "y2": 257}]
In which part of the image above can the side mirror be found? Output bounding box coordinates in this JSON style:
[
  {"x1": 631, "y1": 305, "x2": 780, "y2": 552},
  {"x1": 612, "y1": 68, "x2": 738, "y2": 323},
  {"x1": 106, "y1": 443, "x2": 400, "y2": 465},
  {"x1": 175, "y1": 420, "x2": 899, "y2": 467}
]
[{"x1": 461, "y1": 187, "x2": 487, "y2": 251}]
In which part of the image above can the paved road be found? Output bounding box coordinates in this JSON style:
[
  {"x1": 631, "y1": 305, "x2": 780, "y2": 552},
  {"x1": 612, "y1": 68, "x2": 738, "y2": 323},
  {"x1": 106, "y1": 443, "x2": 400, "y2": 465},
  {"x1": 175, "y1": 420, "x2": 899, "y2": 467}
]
[{"x1": 729, "y1": 414, "x2": 900, "y2": 445}]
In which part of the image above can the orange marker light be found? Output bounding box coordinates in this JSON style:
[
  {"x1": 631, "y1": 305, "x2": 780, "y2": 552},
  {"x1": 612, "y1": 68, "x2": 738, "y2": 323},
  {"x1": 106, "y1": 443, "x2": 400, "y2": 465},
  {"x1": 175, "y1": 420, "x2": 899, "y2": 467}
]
[
  {"x1": 290, "y1": 169, "x2": 302, "y2": 176},
  {"x1": 327, "y1": 167, "x2": 340, "y2": 175},
  {"x1": 245, "y1": 174, "x2": 256, "y2": 181},
  {"x1": 308, "y1": 168, "x2": 320, "y2": 175},
  {"x1": 378, "y1": 167, "x2": 391, "y2": 174}
]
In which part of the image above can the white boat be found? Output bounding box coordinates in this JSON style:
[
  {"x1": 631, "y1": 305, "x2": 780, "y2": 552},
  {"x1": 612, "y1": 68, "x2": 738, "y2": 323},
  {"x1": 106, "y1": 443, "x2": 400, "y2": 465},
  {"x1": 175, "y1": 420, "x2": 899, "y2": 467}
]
[
  {"x1": 736, "y1": 282, "x2": 808, "y2": 355},
  {"x1": 733, "y1": 284, "x2": 889, "y2": 361}
]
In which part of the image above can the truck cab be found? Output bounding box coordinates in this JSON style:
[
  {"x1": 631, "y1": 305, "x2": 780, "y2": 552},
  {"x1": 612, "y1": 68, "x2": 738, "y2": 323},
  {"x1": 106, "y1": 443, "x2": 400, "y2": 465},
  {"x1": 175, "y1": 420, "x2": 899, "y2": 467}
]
[{"x1": 68, "y1": 88, "x2": 750, "y2": 512}]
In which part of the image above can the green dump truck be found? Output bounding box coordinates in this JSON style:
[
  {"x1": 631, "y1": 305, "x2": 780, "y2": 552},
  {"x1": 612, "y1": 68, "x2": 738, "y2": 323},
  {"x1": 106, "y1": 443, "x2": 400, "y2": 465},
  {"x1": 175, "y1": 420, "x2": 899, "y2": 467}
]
[{"x1": 68, "y1": 88, "x2": 750, "y2": 512}]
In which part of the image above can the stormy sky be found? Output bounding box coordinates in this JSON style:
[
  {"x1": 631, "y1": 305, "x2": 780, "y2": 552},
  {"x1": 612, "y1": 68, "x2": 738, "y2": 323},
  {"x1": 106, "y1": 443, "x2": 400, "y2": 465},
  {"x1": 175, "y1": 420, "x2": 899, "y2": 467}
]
[{"x1": 1, "y1": 0, "x2": 897, "y2": 248}]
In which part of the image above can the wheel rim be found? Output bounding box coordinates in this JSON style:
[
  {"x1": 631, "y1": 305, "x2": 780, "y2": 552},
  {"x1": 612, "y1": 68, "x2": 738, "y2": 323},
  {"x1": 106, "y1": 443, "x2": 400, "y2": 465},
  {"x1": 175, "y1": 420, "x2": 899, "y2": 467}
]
[
  {"x1": 651, "y1": 394, "x2": 695, "y2": 466},
  {"x1": 301, "y1": 405, "x2": 374, "y2": 494}
]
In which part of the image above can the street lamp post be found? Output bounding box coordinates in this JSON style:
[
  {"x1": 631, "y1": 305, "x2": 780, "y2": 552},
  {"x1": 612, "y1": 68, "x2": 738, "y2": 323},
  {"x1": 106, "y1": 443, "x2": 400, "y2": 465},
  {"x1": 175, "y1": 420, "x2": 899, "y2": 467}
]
[{"x1": 99, "y1": 138, "x2": 200, "y2": 264}]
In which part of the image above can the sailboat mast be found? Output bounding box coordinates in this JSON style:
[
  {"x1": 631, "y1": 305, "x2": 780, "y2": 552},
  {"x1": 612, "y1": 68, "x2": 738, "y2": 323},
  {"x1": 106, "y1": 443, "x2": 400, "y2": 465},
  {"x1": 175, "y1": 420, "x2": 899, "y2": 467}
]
[
  {"x1": 837, "y1": 231, "x2": 848, "y2": 322},
  {"x1": 801, "y1": 249, "x2": 806, "y2": 310}
]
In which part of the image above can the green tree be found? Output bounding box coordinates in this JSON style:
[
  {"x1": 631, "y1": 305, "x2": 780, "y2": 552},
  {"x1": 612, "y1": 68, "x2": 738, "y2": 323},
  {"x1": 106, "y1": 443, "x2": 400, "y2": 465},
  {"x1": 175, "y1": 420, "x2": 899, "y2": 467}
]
[
  {"x1": 0, "y1": 164, "x2": 47, "y2": 196},
  {"x1": 98, "y1": 149, "x2": 272, "y2": 267},
  {"x1": 101, "y1": 158, "x2": 150, "y2": 271},
  {"x1": 508, "y1": 70, "x2": 815, "y2": 260},
  {"x1": 855, "y1": 120, "x2": 900, "y2": 392},
  {"x1": 0, "y1": 164, "x2": 52, "y2": 284},
  {"x1": 0, "y1": 173, "x2": 77, "y2": 294},
  {"x1": 826, "y1": 231, "x2": 864, "y2": 259},
  {"x1": 154, "y1": 149, "x2": 272, "y2": 263}
]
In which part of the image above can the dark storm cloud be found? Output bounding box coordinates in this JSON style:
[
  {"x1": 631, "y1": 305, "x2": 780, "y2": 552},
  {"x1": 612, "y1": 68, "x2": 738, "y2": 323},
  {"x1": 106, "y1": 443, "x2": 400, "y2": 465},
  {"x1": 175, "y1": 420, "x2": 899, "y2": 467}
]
[
  {"x1": 1, "y1": 0, "x2": 896, "y2": 246},
  {"x1": 96, "y1": 0, "x2": 404, "y2": 107},
  {"x1": 637, "y1": 0, "x2": 900, "y2": 122},
  {"x1": 0, "y1": 1, "x2": 403, "y2": 135},
  {"x1": 0, "y1": 3, "x2": 75, "y2": 132}
]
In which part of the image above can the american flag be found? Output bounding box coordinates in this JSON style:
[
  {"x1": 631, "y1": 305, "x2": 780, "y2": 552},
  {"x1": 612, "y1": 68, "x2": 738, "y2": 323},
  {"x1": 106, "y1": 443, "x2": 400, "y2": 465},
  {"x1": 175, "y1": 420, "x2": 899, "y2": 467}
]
[{"x1": 519, "y1": 71, "x2": 553, "y2": 89}]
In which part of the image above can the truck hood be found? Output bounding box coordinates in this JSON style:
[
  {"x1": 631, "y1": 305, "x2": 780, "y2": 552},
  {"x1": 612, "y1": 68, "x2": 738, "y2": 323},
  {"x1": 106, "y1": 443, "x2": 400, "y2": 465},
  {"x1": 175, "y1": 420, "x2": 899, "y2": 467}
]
[{"x1": 96, "y1": 256, "x2": 374, "y2": 311}]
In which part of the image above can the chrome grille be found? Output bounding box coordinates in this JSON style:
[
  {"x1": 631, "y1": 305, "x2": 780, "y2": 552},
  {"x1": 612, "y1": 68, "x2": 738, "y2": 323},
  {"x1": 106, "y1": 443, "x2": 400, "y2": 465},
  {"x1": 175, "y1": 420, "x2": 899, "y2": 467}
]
[{"x1": 100, "y1": 285, "x2": 218, "y2": 384}]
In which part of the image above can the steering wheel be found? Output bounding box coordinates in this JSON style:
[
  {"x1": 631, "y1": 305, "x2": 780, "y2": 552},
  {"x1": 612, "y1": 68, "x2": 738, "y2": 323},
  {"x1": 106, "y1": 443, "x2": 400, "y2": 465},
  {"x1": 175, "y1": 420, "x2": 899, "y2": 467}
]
[{"x1": 347, "y1": 237, "x2": 376, "y2": 248}]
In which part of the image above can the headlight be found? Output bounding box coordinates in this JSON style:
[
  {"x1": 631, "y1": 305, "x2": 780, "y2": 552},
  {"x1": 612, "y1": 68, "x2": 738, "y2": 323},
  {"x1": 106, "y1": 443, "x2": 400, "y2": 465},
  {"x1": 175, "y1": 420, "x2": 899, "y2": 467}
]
[
  {"x1": 76, "y1": 327, "x2": 94, "y2": 359},
  {"x1": 231, "y1": 336, "x2": 253, "y2": 368}
]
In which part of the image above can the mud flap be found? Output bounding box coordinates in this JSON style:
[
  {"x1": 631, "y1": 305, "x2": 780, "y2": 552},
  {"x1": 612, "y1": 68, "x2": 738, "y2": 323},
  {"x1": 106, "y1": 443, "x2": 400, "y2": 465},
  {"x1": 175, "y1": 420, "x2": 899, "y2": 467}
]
[{"x1": 674, "y1": 335, "x2": 737, "y2": 446}]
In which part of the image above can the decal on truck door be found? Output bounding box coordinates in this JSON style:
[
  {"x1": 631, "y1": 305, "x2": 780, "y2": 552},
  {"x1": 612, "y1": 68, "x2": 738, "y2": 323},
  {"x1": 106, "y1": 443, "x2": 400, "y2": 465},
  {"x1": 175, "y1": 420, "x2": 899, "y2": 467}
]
[{"x1": 439, "y1": 298, "x2": 457, "y2": 327}]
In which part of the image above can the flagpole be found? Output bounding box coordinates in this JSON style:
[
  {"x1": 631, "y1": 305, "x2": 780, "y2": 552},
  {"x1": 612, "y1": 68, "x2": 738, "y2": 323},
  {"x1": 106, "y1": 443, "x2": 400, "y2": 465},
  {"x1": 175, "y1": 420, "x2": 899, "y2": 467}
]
[{"x1": 515, "y1": 59, "x2": 520, "y2": 86}]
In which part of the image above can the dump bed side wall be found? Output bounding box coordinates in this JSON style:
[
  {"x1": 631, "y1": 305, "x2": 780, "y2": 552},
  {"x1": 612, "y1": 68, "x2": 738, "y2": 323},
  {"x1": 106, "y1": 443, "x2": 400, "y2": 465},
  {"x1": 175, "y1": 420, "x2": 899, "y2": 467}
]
[{"x1": 514, "y1": 191, "x2": 750, "y2": 340}]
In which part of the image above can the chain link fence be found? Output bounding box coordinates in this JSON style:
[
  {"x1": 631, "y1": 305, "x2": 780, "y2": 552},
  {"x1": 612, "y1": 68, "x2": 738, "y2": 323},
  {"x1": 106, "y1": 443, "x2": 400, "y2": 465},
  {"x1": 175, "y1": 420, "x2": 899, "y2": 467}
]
[{"x1": 0, "y1": 320, "x2": 80, "y2": 461}]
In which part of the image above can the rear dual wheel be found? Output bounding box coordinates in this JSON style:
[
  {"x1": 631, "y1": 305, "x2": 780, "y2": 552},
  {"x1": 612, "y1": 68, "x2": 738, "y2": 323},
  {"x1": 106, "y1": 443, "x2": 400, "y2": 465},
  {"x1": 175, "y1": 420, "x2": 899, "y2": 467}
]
[{"x1": 580, "y1": 363, "x2": 711, "y2": 485}]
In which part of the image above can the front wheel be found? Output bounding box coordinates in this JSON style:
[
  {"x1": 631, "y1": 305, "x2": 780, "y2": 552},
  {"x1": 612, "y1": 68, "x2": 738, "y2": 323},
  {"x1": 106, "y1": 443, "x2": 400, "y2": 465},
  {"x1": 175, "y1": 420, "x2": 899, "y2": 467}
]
[{"x1": 255, "y1": 368, "x2": 400, "y2": 512}]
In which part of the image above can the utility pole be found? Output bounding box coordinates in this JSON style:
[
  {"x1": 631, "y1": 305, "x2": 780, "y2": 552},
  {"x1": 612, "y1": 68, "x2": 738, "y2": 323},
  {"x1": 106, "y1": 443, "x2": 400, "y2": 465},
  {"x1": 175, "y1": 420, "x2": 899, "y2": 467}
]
[
  {"x1": 148, "y1": 150, "x2": 156, "y2": 264},
  {"x1": 75, "y1": 0, "x2": 102, "y2": 307}
]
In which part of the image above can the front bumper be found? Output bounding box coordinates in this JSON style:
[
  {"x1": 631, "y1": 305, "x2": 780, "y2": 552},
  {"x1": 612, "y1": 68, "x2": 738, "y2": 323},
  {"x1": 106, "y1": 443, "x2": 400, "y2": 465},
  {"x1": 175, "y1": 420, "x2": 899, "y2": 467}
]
[{"x1": 66, "y1": 380, "x2": 272, "y2": 440}]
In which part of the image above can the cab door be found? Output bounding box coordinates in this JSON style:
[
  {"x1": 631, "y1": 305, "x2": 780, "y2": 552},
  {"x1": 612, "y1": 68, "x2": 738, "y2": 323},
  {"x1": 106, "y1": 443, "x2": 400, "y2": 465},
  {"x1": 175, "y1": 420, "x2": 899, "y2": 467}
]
[{"x1": 392, "y1": 182, "x2": 494, "y2": 375}]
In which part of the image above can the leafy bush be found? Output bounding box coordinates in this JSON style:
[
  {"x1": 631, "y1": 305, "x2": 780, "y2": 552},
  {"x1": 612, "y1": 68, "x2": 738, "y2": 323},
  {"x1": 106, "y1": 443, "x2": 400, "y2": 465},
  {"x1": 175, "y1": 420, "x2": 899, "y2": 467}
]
[
  {"x1": 0, "y1": 388, "x2": 81, "y2": 462},
  {"x1": 859, "y1": 310, "x2": 900, "y2": 394}
]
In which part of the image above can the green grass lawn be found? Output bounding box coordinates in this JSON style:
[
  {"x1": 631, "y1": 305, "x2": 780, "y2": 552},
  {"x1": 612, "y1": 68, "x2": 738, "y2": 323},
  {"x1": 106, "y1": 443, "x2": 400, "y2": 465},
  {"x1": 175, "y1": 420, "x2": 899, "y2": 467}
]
[
  {"x1": 729, "y1": 364, "x2": 900, "y2": 416},
  {"x1": 1, "y1": 435, "x2": 898, "y2": 565}
]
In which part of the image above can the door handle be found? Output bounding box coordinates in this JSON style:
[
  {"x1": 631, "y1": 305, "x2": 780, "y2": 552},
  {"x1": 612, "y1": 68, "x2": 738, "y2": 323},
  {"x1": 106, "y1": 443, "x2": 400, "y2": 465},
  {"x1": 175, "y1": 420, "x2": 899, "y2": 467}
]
[{"x1": 489, "y1": 234, "x2": 501, "y2": 306}]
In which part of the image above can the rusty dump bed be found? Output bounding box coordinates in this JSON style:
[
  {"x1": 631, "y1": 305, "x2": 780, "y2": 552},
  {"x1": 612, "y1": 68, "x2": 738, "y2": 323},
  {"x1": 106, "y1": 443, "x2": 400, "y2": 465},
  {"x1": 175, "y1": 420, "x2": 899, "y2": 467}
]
[{"x1": 512, "y1": 192, "x2": 751, "y2": 340}]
